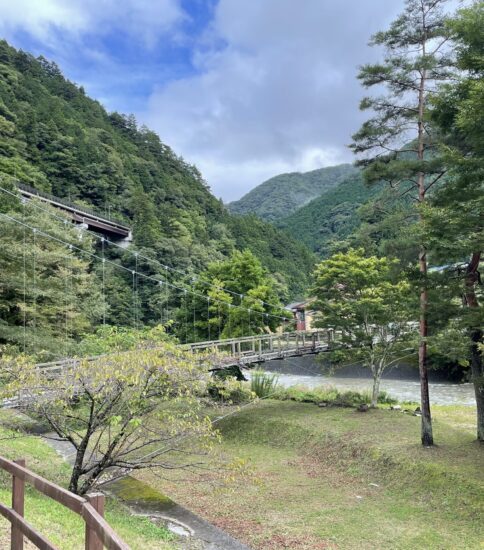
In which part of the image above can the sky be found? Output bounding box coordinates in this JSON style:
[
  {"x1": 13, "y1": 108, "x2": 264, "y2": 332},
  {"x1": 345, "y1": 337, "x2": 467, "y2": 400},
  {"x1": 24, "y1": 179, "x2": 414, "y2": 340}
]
[{"x1": 0, "y1": 0, "x2": 404, "y2": 202}]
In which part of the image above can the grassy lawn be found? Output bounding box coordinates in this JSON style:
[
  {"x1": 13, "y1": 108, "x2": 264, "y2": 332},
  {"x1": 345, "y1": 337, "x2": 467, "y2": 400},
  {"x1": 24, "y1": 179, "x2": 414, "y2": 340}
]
[
  {"x1": 0, "y1": 410, "x2": 177, "y2": 549},
  {"x1": 137, "y1": 401, "x2": 484, "y2": 550}
]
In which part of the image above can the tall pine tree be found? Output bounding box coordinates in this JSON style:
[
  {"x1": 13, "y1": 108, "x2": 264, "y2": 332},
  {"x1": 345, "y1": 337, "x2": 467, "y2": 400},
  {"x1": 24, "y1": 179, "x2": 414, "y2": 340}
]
[
  {"x1": 351, "y1": 0, "x2": 455, "y2": 445},
  {"x1": 428, "y1": 1, "x2": 484, "y2": 441}
]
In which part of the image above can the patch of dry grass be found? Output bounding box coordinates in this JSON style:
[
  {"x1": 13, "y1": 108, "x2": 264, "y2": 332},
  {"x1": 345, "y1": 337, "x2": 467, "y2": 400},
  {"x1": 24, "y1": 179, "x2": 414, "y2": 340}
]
[{"x1": 137, "y1": 402, "x2": 483, "y2": 550}]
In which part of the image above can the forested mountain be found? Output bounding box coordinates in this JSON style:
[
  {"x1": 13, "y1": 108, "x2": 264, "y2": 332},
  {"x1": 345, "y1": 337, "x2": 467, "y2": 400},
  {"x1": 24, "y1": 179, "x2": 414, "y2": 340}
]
[
  {"x1": 0, "y1": 40, "x2": 314, "y2": 299},
  {"x1": 228, "y1": 163, "x2": 358, "y2": 221},
  {"x1": 276, "y1": 172, "x2": 382, "y2": 256}
]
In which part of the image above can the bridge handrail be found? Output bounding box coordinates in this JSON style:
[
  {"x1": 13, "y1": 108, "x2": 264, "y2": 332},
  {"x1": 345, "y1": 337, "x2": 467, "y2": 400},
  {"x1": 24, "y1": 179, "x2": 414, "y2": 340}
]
[
  {"x1": 31, "y1": 330, "x2": 336, "y2": 375},
  {"x1": 0, "y1": 456, "x2": 129, "y2": 549},
  {"x1": 17, "y1": 182, "x2": 130, "y2": 231},
  {"x1": 186, "y1": 329, "x2": 330, "y2": 350}
]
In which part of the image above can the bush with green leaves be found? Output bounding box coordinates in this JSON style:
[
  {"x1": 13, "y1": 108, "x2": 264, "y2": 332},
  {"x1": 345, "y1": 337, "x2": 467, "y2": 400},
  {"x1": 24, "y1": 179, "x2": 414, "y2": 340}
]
[
  {"x1": 1, "y1": 340, "x2": 215, "y2": 495},
  {"x1": 250, "y1": 370, "x2": 280, "y2": 398},
  {"x1": 274, "y1": 385, "x2": 397, "y2": 407},
  {"x1": 207, "y1": 379, "x2": 255, "y2": 405}
]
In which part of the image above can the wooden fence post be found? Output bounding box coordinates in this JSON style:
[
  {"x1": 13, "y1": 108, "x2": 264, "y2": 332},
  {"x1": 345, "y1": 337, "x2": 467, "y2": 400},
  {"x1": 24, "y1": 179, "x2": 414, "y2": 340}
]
[
  {"x1": 85, "y1": 493, "x2": 104, "y2": 550},
  {"x1": 11, "y1": 459, "x2": 25, "y2": 550}
]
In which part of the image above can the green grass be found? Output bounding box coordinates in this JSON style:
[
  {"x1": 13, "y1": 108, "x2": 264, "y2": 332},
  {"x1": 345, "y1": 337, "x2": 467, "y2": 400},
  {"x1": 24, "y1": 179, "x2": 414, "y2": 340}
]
[
  {"x1": 137, "y1": 401, "x2": 484, "y2": 550},
  {"x1": 0, "y1": 410, "x2": 177, "y2": 549}
]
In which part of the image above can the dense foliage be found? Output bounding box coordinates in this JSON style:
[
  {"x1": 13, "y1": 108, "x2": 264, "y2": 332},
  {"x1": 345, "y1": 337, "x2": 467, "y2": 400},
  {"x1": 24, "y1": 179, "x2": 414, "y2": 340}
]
[
  {"x1": 0, "y1": 40, "x2": 315, "y2": 355},
  {"x1": 312, "y1": 249, "x2": 415, "y2": 406},
  {"x1": 0, "y1": 193, "x2": 103, "y2": 357},
  {"x1": 228, "y1": 164, "x2": 357, "y2": 221},
  {"x1": 0, "y1": 39, "x2": 314, "y2": 282},
  {"x1": 277, "y1": 171, "x2": 382, "y2": 256},
  {"x1": 177, "y1": 250, "x2": 290, "y2": 341}
]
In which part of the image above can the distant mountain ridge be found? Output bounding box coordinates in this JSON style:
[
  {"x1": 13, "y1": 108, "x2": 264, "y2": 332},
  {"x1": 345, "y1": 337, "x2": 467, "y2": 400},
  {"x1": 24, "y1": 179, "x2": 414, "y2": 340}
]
[
  {"x1": 228, "y1": 163, "x2": 358, "y2": 221},
  {"x1": 277, "y1": 172, "x2": 382, "y2": 256}
]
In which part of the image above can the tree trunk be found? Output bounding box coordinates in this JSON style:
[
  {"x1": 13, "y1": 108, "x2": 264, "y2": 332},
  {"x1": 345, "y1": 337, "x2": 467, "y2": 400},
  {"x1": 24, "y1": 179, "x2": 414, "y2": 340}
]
[
  {"x1": 417, "y1": 41, "x2": 433, "y2": 445},
  {"x1": 371, "y1": 371, "x2": 381, "y2": 408},
  {"x1": 69, "y1": 443, "x2": 88, "y2": 494},
  {"x1": 470, "y1": 327, "x2": 484, "y2": 442},
  {"x1": 464, "y1": 252, "x2": 483, "y2": 442}
]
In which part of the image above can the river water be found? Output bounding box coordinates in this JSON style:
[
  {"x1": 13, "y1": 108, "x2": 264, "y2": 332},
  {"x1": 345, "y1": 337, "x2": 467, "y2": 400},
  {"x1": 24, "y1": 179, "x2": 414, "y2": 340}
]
[{"x1": 262, "y1": 356, "x2": 476, "y2": 406}]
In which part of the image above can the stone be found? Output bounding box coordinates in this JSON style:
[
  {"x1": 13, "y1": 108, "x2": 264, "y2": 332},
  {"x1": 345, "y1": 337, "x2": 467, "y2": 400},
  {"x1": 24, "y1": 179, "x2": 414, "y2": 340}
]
[
  {"x1": 318, "y1": 401, "x2": 328, "y2": 407},
  {"x1": 390, "y1": 405, "x2": 402, "y2": 410}
]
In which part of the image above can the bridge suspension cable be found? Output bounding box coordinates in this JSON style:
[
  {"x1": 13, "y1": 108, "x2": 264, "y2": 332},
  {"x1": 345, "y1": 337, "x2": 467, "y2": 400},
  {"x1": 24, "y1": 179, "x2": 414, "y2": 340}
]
[
  {"x1": 0, "y1": 183, "x2": 287, "y2": 313},
  {"x1": 0, "y1": 212, "x2": 291, "y2": 336}
]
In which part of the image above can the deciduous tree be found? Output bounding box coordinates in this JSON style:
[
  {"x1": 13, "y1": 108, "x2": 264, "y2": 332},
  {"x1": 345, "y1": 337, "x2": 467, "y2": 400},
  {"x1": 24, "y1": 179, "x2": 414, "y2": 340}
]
[
  {"x1": 312, "y1": 249, "x2": 415, "y2": 407},
  {"x1": 1, "y1": 329, "x2": 215, "y2": 495}
]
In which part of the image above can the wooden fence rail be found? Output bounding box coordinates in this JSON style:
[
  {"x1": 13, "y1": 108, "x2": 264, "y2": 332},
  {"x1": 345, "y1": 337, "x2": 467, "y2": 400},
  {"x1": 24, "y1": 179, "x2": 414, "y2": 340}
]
[{"x1": 0, "y1": 457, "x2": 129, "y2": 550}]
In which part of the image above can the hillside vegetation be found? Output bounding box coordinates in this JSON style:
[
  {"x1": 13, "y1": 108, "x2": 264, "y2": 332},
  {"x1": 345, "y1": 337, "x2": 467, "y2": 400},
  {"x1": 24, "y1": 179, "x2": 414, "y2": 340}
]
[
  {"x1": 277, "y1": 171, "x2": 382, "y2": 256},
  {"x1": 228, "y1": 163, "x2": 358, "y2": 221},
  {"x1": 0, "y1": 40, "x2": 314, "y2": 304}
]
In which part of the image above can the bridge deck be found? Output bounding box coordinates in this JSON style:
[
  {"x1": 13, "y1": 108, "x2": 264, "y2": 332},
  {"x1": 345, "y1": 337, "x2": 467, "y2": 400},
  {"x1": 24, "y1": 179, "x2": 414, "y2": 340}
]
[
  {"x1": 3, "y1": 331, "x2": 337, "y2": 408},
  {"x1": 32, "y1": 330, "x2": 337, "y2": 376},
  {"x1": 186, "y1": 330, "x2": 335, "y2": 368}
]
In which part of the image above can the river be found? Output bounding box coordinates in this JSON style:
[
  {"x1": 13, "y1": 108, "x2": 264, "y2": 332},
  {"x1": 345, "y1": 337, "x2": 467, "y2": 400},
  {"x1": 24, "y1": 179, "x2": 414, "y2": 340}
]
[{"x1": 261, "y1": 356, "x2": 476, "y2": 406}]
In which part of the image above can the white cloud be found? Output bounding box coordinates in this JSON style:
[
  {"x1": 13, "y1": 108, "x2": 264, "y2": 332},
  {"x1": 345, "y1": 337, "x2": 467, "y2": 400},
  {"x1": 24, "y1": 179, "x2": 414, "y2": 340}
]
[
  {"x1": 0, "y1": 0, "x2": 185, "y2": 47},
  {"x1": 144, "y1": 0, "x2": 401, "y2": 201}
]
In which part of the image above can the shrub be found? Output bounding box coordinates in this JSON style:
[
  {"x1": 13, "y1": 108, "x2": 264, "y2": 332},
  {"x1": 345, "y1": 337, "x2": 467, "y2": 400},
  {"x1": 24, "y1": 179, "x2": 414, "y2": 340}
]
[
  {"x1": 208, "y1": 379, "x2": 255, "y2": 405},
  {"x1": 250, "y1": 370, "x2": 280, "y2": 398},
  {"x1": 273, "y1": 385, "x2": 397, "y2": 407}
]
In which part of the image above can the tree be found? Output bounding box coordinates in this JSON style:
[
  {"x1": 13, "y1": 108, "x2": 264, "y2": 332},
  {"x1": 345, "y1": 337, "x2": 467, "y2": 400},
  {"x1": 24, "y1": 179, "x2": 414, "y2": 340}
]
[
  {"x1": 0, "y1": 197, "x2": 103, "y2": 358},
  {"x1": 177, "y1": 250, "x2": 289, "y2": 341},
  {"x1": 312, "y1": 249, "x2": 415, "y2": 407},
  {"x1": 351, "y1": 0, "x2": 455, "y2": 445},
  {"x1": 427, "y1": 1, "x2": 484, "y2": 440},
  {"x1": 1, "y1": 327, "x2": 215, "y2": 495}
]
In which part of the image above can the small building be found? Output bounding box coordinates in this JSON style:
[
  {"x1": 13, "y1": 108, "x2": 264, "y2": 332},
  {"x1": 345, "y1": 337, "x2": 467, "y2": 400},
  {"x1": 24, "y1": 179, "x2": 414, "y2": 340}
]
[{"x1": 286, "y1": 299, "x2": 316, "y2": 331}]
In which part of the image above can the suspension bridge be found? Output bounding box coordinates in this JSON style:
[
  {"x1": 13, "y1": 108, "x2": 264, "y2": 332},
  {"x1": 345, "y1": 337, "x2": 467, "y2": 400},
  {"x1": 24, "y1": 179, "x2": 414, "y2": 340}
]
[
  {"x1": 0, "y1": 183, "x2": 341, "y2": 549},
  {"x1": 0, "y1": 182, "x2": 339, "y2": 381},
  {"x1": 31, "y1": 329, "x2": 338, "y2": 378}
]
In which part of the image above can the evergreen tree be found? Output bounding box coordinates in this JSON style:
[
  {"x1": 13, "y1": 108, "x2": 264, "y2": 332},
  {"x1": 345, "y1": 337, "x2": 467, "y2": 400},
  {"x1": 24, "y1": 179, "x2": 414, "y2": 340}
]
[
  {"x1": 351, "y1": 0, "x2": 455, "y2": 446},
  {"x1": 427, "y1": 1, "x2": 484, "y2": 440},
  {"x1": 0, "y1": 198, "x2": 103, "y2": 358}
]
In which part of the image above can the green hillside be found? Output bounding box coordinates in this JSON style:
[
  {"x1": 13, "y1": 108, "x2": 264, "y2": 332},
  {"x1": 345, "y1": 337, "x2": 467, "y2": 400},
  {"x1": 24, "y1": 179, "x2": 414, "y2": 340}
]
[
  {"x1": 277, "y1": 171, "x2": 382, "y2": 256},
  {"x1": 0, "y1": 40, "x2": 313, "y2": 298},
  {"x1": 228, "y1": 163, "x2": 358, "y2": 221}
]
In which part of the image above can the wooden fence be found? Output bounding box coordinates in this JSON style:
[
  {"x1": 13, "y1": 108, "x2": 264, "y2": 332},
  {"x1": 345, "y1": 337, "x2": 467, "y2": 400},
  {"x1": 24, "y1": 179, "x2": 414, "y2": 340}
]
[{"x1": 0, "y1": 457, "x2": 129, "y2": 550}]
